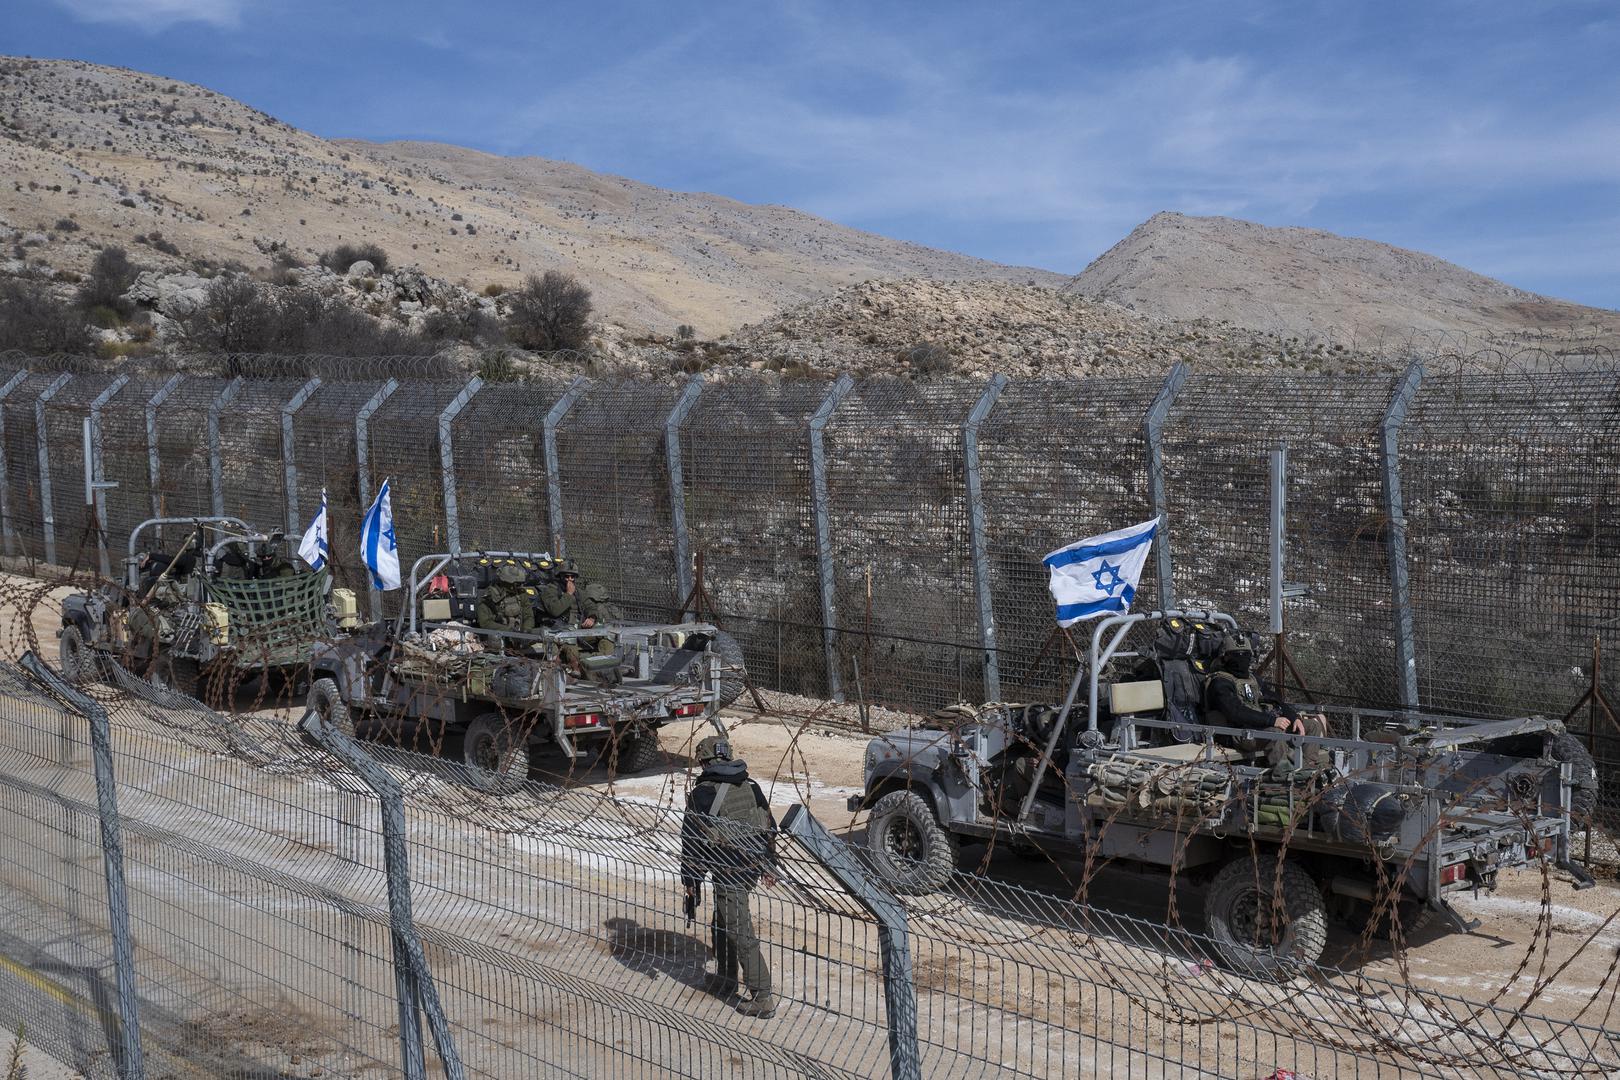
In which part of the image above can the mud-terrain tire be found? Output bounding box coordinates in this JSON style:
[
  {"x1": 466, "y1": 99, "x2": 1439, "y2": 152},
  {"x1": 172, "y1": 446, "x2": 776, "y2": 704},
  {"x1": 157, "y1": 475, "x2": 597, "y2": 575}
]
[
  {"x1": 58, "y1": 624, "x2": 96, "y2": 684},
  {"x1": 146, "y1": 654, "x2": 201, "y2": 700},
  {"x1": 306, "y1": 677, "x2": 357, "y2": 740},
  {"x1": 711, "y1": 630, "x2": 747, "y2": 710},
  {"x1": 611, "y1": 723, "x2": 663, "y2": 774},
  {"x1": 461, "y1": 712, "x2": 532, "y2": 794},
  {"x1": 865, "y1": 790, "x2": 958, "y2": 895},
  {"x1": 1483, "y1": 731, "x2": 1598, "y2": 823},
  {"x1": 1204, "y1": 855, "x2": 1328, "y2": 978}
]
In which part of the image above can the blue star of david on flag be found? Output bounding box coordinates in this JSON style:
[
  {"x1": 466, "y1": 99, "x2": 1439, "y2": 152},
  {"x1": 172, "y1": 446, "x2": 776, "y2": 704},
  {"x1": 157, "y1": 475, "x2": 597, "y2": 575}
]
[{"x1": 1044, "y1": 518, "x2": 1159, "y2": 626}]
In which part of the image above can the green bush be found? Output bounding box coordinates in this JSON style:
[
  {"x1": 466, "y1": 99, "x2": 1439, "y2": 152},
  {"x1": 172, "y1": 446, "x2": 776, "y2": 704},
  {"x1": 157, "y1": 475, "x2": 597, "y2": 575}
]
[
  {"x1": 76, "y1": 245, "x2": 139, "y2": 316},
  {"x1": 318, "y1": 242, "x2": 389, "y2": 275},
  {"x1": 505, "y1": 270, "x2": 592, "y2": 353},
  {"x1": 0, "y1": 278, "x2": 94, "y2": 354}
]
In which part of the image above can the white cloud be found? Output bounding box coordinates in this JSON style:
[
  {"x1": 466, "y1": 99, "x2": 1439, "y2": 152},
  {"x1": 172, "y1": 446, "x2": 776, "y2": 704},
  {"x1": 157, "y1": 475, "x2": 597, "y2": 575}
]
[{"x1": 53, "y1": 0, "x2": 246, "y2": 29}]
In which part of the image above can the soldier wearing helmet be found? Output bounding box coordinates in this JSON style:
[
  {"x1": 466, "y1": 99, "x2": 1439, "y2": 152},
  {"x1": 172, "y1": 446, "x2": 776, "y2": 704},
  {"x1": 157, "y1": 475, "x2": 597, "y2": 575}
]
[
  {"x1": 1204, "y1": 632, "x2": 1328, "y2": 768},
  {"x1": 475, "y1": 562, "x2": 536, "y2": 636},
  {"x1": 537, "y1": 560, "x2": 598, "y2": 630},
  {"x1": 680, "y1": 734, "x2": 780, "y2": 1018}
]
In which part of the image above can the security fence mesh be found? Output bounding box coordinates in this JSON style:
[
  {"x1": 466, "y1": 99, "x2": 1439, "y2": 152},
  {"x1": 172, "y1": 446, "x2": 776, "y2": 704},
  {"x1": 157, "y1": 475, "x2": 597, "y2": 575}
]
[
  {"x1": 2, "y1": 643, "x2": 1618, "y2": 1079},
  {"x1": 0, "y1": 352, "x2": 1618, "y2": 836}
]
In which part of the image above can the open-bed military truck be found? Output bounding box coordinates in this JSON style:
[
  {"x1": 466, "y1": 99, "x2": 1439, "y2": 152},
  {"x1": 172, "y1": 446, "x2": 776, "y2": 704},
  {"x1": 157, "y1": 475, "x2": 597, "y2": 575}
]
[
  {"x1": 851, "y1": 608, "x2": 1597, "y2": 975},
  {"x1": 305, "y1": 551, "x2": 738, "y2": 792},
  {"x1": 57, "y1": 516, "x2": 358, "y2": 698}
]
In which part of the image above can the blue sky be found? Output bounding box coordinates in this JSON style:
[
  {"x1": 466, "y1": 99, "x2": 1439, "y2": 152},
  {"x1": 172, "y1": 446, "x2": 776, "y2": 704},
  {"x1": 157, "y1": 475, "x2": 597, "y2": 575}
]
[{"x1": 8, "y1": 0, "x2": 1619, "y2": 308}]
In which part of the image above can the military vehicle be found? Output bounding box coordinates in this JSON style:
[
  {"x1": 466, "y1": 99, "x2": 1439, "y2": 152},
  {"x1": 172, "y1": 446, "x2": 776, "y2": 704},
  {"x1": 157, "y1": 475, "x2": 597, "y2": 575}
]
[
  {"x1": 57, "y1": 516, "x2": 358, "y2": 698},
  {"x1": 850, "y1": 608, "x2": 1597, "y2": 976},
  {"x1": 304, "y1": 551, "x2": 740, "y2": 793}
]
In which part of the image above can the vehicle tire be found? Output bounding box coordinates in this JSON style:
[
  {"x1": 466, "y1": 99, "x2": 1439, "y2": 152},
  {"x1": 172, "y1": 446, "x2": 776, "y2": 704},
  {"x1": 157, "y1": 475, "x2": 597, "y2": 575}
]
[
  {"x1": 1204, "y1": 855, "x2": 1328, "y2": 978},
  {"x1": 865, "y1": 790, "x2": 958, "y2": 895},
  {"x1": 58, "y1": 624, "x2": 96, "y2": 684},
  {"x1": 610, "y1": 723, "x2": 662, "y2": 773},
  {"x1": 306, "y1": 677, "x2": 357, "y2": 741},
  {"x1": 1484, "y1": 730, "x2": 1599, "y2": 823},
  {"x1": 461, "y1": 712, "x2": 532, "y2": 795},
  {"x1": 146, "y1": 654, "x2": 201, "y2": 700},
  {"x1": 711, "y1": 630, "x2": 747, "y2": 710}
]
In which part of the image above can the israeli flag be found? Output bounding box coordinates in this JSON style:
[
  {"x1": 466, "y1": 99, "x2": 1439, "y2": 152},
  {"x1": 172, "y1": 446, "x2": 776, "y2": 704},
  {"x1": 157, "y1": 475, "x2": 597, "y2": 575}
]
[
  {"x1": 360, "y1": 478, "x2": 401, "y2": 591},
  {"x1": 297, "y1": 488, "x2": 329, "y2": 571},
  {"x1": 1044, "y1": 518, "x2": 1159, "y2": 626}
]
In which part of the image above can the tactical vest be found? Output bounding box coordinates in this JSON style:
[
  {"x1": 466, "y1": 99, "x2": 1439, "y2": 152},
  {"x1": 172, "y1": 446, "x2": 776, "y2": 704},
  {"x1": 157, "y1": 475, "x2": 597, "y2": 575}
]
[
  {"x1": 696, "y1": 780, "x2": 773, "y2": 877},
  {"x1": 1204, "y1": 670, "x2": 1263, "y2": 724},
  {"x1": 481, "y1": 586, "x2": 530, "y2": 628}
]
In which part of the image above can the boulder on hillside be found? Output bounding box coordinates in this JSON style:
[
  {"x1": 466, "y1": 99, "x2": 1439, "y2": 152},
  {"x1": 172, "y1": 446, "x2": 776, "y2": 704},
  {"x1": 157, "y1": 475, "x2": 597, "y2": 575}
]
[
  {"x1": 124, "y1": 270, "x2": 210, "y2": 318},
  {"x1": 346, "y1": 260, "x2": 376, "y2": 279}
]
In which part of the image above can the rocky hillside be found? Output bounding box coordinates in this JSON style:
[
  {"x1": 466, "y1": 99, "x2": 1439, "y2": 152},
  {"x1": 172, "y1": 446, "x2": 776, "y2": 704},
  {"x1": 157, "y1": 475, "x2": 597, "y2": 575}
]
[
  {"x1": 703, "y1": 278, "x2": 1392, "y2": 379},
  {"x1": 0, "y1": 56, "x2": 1061, "y2": 334},
  {"x1": 1069, "y1": 212, "x2": 1620, "y2": 347}
]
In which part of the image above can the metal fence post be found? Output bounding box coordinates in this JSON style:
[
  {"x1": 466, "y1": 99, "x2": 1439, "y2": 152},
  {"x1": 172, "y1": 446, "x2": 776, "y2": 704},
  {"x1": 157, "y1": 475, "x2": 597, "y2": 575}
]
[
  {"x1": 88, "y1": 375, "x2": 131, "y2": 579},
  {"x1": 1142, "y1": 362, "x2": 1189, "y2": 610},
  {"x1": 781, "y1": 805, "x2": 919, "y2": 1080},
  {"x1": 543, "y1": 377, "x2": 587, "y2": 557},
  {"x1": 21, "y1": 651, "x2": 146, "y2": 1080},
  {"x1": 35, "y1": 372, "x2": 73, "y2": 565},
  {"x1": 280, "y1": 377, "x2": 323, "y2": 538},
  {"x1": 144, "y1": 374, "x2": 183, "y2": 526},
  {"x1": 964, "y1": 374, "x2": 1008, "y2": 701},
  {"x1": 207, "y1": 377, "x2": 244, "y2": 518},
  {"x1": 809, "y1": 374, "x2": 855, "y2": 703},
  {"x1": 437, "y1": 377, "x2": 483, "y2": 558},
  {"x1": 356, "y1": 379, "x2": 400, "y2": 621},
  {"x1": 297, "y1": 708, "x2": 465, "y2": 1080},
  {"x1": 1382, "y1": 362, "x2": 1424, "y2": 710},
  {"x1": 665, "y1": 376, "x2": 704, "y2": 604},
  {"x1": 0, "y1": 369, "x2": 32, "y2": 556}
]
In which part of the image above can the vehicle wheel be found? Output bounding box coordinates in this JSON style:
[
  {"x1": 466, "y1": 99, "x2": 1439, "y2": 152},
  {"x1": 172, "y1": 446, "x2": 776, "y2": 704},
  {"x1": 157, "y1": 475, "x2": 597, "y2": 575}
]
[
  {"x1": 146, "y1": 654, "x2": 201, "y2": 700},
  {"x1": 865, "y1": 790, "x2": 958, "y2": 895},
  {"x1": 58, "y1": 624, "x2": 96, "y2": 684},
  {"x1": 461, "y1": 712, "x2": 532, "y2": 794},
  {"x1": 1484, "y1": 731, "x2": 1599, "y2": 823},
  {"x1": 306, "y1": 677, "x2": 357, "y2": 741},
  {"x1": 1204, "y1": 855, "x2": 1327, "y2": 978},
  {"x1": 711, "y1": 630, "x2": 747, "y2": 710},
  {"x1": 610, "y1": 724, "x2": 662, "y2": 773}
]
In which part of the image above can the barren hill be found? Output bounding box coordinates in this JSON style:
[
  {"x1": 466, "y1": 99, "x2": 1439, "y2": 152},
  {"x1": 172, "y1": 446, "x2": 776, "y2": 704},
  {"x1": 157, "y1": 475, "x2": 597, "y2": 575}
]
[
  {"x1": 0, "y1": 56, "x2": 1062, "y2": 334},
  {"x1": 711, "y1": 278, "x2": 1392, "y2": 379},
  {"x1": 1068, "y1": 212, "x2": 1620, "y2": 347}
]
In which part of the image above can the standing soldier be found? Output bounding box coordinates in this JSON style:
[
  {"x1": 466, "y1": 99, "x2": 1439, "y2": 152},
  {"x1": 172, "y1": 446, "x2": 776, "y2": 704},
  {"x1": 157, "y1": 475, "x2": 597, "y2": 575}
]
[
  {"x1": 680, "y1": 735, "x2": 779, "y2": 1018},
  {"x1": 475, "y1": 562, "x2": 536, "y2": 638}
]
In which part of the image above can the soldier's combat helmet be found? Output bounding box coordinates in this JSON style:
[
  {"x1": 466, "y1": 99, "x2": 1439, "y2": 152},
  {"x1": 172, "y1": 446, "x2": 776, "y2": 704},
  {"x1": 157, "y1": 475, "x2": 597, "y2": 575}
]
[
  {"x1": 1220, "y1": 631, "x2": 1253, "y2": 656},
  {"x1": 557, "y1": 560, "x2": 581, "y2": 580},
  {"x1": 695, "y1": 735, "x2": 732, "y2": 763},
  {"x1": 495, "y1": 562, "x2": 526, "y2": 586}
]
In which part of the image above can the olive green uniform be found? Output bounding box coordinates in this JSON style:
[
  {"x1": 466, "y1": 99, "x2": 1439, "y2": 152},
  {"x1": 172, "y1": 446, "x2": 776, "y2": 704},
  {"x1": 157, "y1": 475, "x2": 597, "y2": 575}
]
[
  {"x1": 476, "y1": 567, "x2": 536, "y2": 635},
  {"x1": 680, "y1": 759, "x2": 778, "y2": 1001},
  {"x1": 536, "y1": 582, "x2": 599, "y2": 629}
]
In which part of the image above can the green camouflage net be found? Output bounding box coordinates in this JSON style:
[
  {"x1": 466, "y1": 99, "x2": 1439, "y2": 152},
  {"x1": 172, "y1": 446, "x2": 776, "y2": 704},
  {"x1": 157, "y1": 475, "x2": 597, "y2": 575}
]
[{"x1": 204, "y1": 570, "x2": 330, "y2": 666}]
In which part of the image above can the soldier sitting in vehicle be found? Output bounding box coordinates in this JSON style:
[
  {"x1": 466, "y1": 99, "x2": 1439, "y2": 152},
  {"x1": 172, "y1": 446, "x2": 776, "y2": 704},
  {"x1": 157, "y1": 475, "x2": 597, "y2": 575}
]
[
  {"x1": 475, "y1": 562, "x2": 537, "y2": 644},
  {"x1": 248, "y1": 541, "x2": 297, "y2": 579},
  {"x1": 1203, "y1": 633, "x2": 1329, "y2": 769},
  {"x1": 540, "y1": 563, "x2": 616, "y2": 678}
]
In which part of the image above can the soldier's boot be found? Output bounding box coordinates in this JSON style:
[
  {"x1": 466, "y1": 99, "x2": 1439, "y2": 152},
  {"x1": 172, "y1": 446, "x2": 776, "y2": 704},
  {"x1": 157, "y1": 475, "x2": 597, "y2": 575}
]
[{"x1": 735, "y1": 991, "x2": 777, "y2": 1018}]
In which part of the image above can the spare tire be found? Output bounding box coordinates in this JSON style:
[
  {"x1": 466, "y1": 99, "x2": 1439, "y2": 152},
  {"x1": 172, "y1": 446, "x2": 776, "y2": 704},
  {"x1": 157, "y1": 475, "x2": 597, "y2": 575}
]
[
  {"x1": 710, "y1": 630, "x2": 747, "y2": 710},
  {"x1": 1483, "y1": 730, "x2": 1598, "y2": 824}
]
